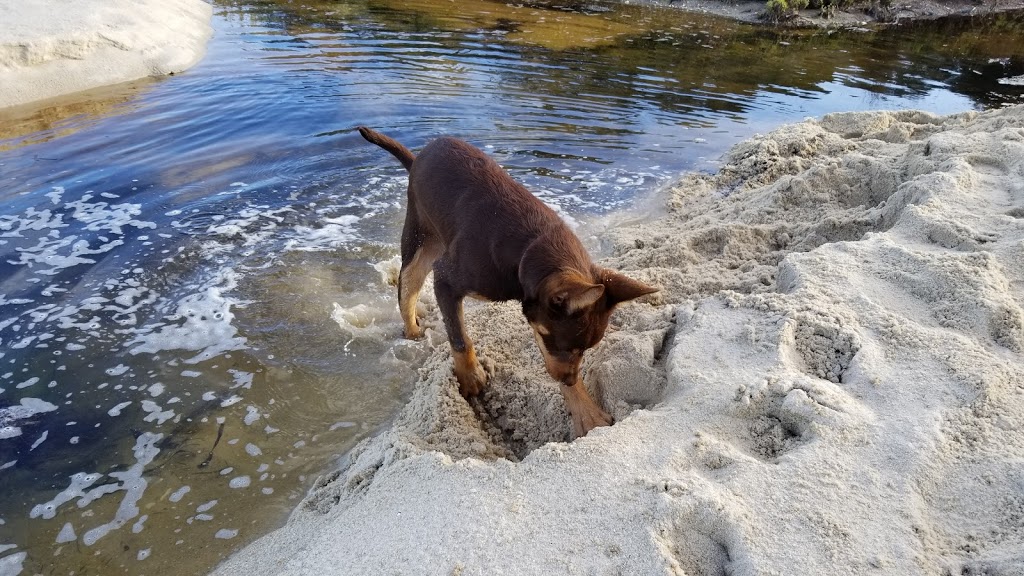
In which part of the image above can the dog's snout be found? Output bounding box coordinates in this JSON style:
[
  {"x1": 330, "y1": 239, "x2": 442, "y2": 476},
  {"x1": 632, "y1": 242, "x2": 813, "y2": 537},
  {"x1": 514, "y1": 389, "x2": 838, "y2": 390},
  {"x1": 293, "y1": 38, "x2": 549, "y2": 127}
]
[
  {"x1": 543, "y1": 353, "x2": 582, "y2": 386},
  {"x1": 560, "y1": 367, "x2": 580, "y2": 386}
]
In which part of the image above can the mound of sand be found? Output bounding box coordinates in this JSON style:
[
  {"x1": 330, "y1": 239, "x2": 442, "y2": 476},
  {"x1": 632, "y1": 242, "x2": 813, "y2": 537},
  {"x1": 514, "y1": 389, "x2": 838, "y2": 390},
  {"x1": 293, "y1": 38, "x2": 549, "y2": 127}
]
[
  {"x1": 0, "y1": 0, "x2": 212, "y2": 109},
  {"x1": 213, "y1": 105, "x2": 1024, "y2": 575}
]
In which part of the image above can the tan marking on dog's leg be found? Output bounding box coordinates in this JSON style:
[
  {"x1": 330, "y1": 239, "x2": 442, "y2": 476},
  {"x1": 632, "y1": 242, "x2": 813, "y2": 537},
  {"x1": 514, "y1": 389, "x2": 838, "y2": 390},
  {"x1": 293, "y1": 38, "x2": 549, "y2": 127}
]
[
  {"x1": 560, "y1": 381, "x2": 613, "y2": 437},
  {"x1": 398, "y1": 243, "x2": 440, "y2": 339},
  {"x1": 453, "y1": 345, "x2": 487, "y2": 397},
  {"x1": 529, "y1": 322, "x2": 550, "y2": 336}
]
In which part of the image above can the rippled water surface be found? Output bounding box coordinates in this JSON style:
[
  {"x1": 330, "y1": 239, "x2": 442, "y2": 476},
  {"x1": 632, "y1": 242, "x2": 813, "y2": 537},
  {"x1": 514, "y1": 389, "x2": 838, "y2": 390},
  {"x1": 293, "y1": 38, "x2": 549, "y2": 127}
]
[{"x1": 1, "y1": 1, "x2": 1023, "y2": 573}]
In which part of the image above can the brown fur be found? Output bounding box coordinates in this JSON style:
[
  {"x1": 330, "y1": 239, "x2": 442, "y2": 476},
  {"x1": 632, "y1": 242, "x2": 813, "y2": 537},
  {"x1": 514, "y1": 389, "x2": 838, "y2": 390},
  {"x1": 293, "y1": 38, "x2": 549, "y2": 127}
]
[{"x1": 358, "y1": 126, "x2": 657, "y2": 436}]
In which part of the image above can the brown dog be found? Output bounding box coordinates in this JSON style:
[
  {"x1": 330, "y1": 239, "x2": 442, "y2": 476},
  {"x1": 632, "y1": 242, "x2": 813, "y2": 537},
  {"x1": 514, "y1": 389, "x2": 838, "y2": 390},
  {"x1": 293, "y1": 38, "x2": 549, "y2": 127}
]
[{"x1": 358, "y1": 127, "x2": 657, "y2": 436}]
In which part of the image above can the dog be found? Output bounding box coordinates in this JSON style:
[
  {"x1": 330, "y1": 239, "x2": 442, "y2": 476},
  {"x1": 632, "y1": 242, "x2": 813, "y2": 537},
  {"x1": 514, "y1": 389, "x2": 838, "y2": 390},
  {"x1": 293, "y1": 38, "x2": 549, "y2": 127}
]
[{"x1": 358, "y1": 127, "x2": 657, "y2": 436}]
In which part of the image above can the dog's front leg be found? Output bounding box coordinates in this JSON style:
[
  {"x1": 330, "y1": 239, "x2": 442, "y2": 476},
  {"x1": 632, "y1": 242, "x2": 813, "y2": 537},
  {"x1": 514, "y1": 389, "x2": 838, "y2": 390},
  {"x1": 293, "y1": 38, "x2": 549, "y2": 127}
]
[
  {"x1": 560, "y1": 382, "x2": 613, "y2": 437},
  {"x1": 433, "y1": 274, "x2": 488, "y2": 397}
]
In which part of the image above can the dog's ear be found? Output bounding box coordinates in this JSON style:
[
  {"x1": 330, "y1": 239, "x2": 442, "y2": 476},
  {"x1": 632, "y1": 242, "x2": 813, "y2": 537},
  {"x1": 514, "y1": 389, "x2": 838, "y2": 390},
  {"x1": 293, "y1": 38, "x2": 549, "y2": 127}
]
[
  {"x1": 600, "y1": 269, "x2": 658, "y2": 307},
  {"x1": 550, "y1": 275, "x2": 605, "y2": 313}
]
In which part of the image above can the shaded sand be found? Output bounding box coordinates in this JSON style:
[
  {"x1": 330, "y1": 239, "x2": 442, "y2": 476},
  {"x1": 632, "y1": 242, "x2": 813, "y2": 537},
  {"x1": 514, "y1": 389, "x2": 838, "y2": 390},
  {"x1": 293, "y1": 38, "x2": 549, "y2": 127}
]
[
  {"x1": 0, "y1": 0, "x2": 212, "y2": 109},
  {"x1": 213, "y1": 105, "x2": 1024, "y2": 575}
]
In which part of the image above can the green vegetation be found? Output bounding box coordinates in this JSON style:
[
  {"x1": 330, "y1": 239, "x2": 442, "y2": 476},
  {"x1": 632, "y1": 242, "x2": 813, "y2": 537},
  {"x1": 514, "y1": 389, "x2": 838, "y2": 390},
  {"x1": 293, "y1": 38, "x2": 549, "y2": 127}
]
[
  {"x1": 762, "y1": 0, "x2": 895, "y2": 23},
  {"x1": 765, "y1": 0, "x2": 810, "y2": 21}
]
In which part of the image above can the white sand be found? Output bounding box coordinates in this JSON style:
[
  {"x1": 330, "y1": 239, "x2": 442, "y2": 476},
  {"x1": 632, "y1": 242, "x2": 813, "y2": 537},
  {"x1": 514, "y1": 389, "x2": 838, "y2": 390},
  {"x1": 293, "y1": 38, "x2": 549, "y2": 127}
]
[
  {"x1": 213, "y1": 105, "x2": 1024, "y2": 575},
  {"x1": 0, "y1": 0, "x2": 212, "y2": 109}
]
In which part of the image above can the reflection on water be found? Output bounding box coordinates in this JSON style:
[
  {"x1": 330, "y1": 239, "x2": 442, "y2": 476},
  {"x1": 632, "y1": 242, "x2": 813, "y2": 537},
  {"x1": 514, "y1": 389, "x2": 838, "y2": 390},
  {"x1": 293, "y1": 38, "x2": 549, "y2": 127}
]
[
  {"x1": 0, "y1": 79, "x2": 157, "y2": 152},
  {"x1": 1, "y1": 0, "x2": 1023, "y2": 574}
]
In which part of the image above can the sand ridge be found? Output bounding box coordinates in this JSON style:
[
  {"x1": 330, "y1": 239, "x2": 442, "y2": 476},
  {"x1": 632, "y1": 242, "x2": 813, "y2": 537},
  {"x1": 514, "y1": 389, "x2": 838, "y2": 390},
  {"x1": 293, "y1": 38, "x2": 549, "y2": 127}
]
[
  {"x1": 0, "y1": 0, "x2": 212, "y2": 109},
  {"x1": 213, "y1": 105, "x2": 1024, "y2": 575}
]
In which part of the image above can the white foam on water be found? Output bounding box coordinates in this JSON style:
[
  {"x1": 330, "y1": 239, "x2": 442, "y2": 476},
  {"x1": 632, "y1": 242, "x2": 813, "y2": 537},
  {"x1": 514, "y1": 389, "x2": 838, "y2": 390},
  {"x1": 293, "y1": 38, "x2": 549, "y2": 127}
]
[
  {"x1": 140, "y1": 400, "x2": 175, "y2": 425},
  {"x1": 0, "y1": 175, "x2": 421, "y2": 569},
  {"x1": 131, "y1": 514, "x2": 148, "y2": 534},
  {"x1": 196, "y1": 500, "x2": 218, "y2": 513},
  {"x1": 330, "y1": 303, "x2": 392, "y2": 343},
  {"x1": 55, "y1": 522, "x2": 76, "y2": 544},
  {"x1": 0, "y1": 397, "x2": 59, "y2": 440},
  {"x1": 229, "y1": 369, "x2": 252, "y2": 390},
  {"x1": 15, "y1": 377, "x2": 39, "y2": 389},
  {"x1": 30, "y1": 472, "x2": 103, "y2": 520},
  {"x1": 137, "y1": 548, "x2": 151, "y2": 561},
  {"x1": 168, "y1": 486, "x2": 190, "y2": 503},
  {"x1": 79, "y1": 432, "x2": 161, "y2": 546},
  {"x1": 243, "y1": 405, "x2": 260, "y2": 426},
  {"x1": 29, "y1": 430, "x2": 47, "y2": 451},
  {"x1": 214, "y1": 528, "x2": 238, "y2": 540},
  {"x1": 45, "y1": 187, "x2": 65, "y2": 205},
  {"x1": 107, "y1": 401, "x2": 132, "y2": 417},
  {"x1": 3, "y1": 191, "x2": 156, "y2": 276},
  {"x1": 0, "y1": 551, "x2": 26, "y2": 575},
  {"x1": 371, "y1": 255, "x2": 401, "y2": 287},
  {"x1": 282, "y1": 214, "x2": 363, "y2": 253},
  {"x1": 65, "y1": 194, "x2": 156, "y2": 236},
  {"x1": 105, "y1": 364, "x2": 130, "y2": 376},
  {"x1": 126, "y1": 268, "x2": 247, "y2": 363},
  {"x1": 220, "y1": 395, "x2": 242, "y2": 408}
]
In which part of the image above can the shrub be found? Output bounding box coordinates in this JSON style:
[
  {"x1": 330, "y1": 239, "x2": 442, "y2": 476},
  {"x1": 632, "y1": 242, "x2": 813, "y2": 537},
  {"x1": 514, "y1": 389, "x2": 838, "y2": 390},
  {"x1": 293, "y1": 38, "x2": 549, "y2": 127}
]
[{"x1": 764, "y1": 0, "x2": 810, "y2": 21}]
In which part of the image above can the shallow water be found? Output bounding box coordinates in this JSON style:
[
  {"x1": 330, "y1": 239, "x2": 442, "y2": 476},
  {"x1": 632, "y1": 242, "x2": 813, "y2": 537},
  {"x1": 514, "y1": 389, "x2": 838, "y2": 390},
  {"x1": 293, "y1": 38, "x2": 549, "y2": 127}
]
[{"x1": 1, "y1": 1, "x2": 1023, "y2": 574}]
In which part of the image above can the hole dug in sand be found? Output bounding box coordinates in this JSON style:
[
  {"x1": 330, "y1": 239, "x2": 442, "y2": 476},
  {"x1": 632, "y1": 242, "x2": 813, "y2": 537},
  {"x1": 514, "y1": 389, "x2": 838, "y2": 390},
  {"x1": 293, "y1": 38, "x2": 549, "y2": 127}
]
[{"x1": 465, "y1": 300, "x2": 677, "y2": 460}]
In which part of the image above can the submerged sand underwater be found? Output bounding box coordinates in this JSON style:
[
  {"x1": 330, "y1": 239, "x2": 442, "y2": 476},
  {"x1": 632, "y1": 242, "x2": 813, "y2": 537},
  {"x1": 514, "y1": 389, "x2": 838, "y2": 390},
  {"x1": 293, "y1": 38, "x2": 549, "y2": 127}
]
[{"x1": 214, "y1": 105, "x2": 1024, "y2": 575}]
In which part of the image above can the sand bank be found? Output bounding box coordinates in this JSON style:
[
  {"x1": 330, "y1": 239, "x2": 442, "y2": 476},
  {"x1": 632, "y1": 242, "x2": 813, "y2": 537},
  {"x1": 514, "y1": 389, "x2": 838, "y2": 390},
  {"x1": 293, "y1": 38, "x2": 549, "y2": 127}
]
[
  {"x1": 0, "y1": 0, "x2": 212, "y2": 109},
  {"x1": 213, "y1": 105, "x2": 1024, "y2": 575}
]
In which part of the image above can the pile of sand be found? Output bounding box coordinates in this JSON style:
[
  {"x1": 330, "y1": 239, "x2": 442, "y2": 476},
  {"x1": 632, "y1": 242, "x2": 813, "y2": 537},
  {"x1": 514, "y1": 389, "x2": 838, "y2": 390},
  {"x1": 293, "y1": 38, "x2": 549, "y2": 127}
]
[
  {"x1": 214, "y1": 105, "x2": 1024, "y2": 575},
  {"x1": 0, "y1": 0, "x2": 212, "y2": 109}
]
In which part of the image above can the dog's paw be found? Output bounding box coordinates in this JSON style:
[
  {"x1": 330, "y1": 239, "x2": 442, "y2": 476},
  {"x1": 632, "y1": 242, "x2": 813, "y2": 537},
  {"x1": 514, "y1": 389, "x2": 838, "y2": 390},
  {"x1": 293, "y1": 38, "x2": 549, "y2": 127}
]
[
  {"x1": 454, "y1": 349, "x2": 488, "y2": 397},
  {"x1": 456, "y1": 363, "x2": 488, "y2": 397},
  {"x1": 570, "y1": 405, "x2": 614, "y2": 437},
  {"x1": 404, "y1": 318, "x2": 429, "y2": 339}
]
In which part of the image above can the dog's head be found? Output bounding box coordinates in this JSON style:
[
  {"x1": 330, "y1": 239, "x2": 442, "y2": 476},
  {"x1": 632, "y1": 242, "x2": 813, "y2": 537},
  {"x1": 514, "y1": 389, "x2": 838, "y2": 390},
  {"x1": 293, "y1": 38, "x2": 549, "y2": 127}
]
[{"x1": 522, "y1": 269, "x2": 657, "y2": 386}]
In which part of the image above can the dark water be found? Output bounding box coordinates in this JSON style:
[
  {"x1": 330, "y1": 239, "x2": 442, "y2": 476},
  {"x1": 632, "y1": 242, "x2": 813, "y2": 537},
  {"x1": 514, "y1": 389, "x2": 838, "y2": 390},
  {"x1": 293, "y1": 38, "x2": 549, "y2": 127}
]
[{"x1": 1, "y1": 0, "x2": 1022, "y2": 573}]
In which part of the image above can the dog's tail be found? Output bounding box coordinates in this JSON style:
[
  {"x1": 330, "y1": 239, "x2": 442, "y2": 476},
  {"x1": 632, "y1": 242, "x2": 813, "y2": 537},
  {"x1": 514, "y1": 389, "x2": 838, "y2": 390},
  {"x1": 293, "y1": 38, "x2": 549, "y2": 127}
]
[{"x1": 357, "y1": 126, "x2": 415, "y2": 171}]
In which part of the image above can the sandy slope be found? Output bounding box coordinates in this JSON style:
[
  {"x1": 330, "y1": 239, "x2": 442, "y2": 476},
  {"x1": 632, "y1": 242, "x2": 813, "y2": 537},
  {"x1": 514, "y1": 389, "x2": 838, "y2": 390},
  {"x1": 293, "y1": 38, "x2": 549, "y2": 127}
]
[
  {"x1": 213, "y1": 105, "x2": 1024, "y2": 575},
  {"x1": 0, "y1": 0, "x2": 212, "y2": 109}
]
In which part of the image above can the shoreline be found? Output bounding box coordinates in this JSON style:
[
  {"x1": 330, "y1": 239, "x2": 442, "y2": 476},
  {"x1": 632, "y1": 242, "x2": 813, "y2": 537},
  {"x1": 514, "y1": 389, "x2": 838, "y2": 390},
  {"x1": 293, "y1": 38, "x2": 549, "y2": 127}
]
[
  {"x1": 213, "y1": 104, "x2": 1024, "y2": 575},
  {"x1": 648, "y1": 0, "x2": 1024, "y2": 28}
]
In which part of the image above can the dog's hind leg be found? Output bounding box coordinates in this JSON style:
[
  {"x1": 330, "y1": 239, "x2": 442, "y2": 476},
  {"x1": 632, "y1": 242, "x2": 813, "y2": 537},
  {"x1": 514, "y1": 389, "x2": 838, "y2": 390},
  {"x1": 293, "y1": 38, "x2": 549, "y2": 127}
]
[
  {"x1": 398, "y1": 198, "x2": 441, "y2": 339},
  {"x1": 433, "y1": 267, "x2": 487, "y2": 397}
]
